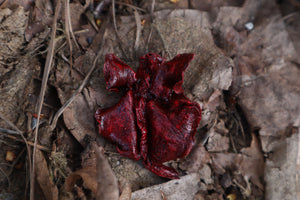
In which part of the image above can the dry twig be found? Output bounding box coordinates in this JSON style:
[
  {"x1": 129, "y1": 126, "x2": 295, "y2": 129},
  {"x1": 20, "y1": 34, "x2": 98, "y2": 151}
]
[
  {"x1": 112, "y1": 0, "x2": 128, "y2": 60},
  {"x1": 50, "y1": 28, "x2": 108, "y2": 130},
  {"x1": 3, "y1": 134, "x2": 50, "y2": 152},
  {"x1": 0, "y1": 128, "x2": 19, "y2": 135},
  {"x1": 64, "y1": 0, "x2": 74, "y2": 76},
  {"x1": 0, "y1": 0, "x2": 9, "y2": 9},
  {"x1": 134, "y1": 10, "x2": 142, "y2": 51},
  {"x1": 0, "y1": 110, "x2": 32, "y2": 196},
  {"x1": 0, "y1": 111, "x2": 32, "y2": 168},
  {"x1": 30, "y1": 0, "x2": 62, "y2": 199},
  {"x1": 151, "y1": 0, "x2": 156, "y2": 15},
  {"x1": 0, "y1": 167, "x2": 10, "y2": 190}
]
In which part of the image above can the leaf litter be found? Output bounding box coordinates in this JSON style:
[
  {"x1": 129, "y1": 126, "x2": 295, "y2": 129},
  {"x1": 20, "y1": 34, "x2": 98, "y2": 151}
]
[{"x1": 0, "y1": 0, "x2": 299, "y2": 199}]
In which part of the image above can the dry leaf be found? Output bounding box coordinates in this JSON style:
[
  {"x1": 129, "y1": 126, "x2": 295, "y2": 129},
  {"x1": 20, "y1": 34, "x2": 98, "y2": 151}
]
[
  {"x1": 59, "y1": 90, "x2": 98, "y2": 147},
  {"x1": 65, "y1": 143, "x2": 118, "y2": 200},
  {"x1": 25, "y1": 0, "x2": 53, "y2": 41},
  {"x1": 68, "y1": 2, "x2": 85, "y2": 31},
  {"x1": 180, "y1": 143, "x2": 211, "y2": 173},
  {"x1": 264, "y1": 132, "x2": 299, "y2": 200},
  {"x1": 239, "y1": 133, "x2": 264, "y2": 190},
  {"x1": 95, "y1": 144, "x2": 119, "y2": 200},
  {"x1": 65, "y1": 166, "x2": 97, "y2": 194},
  {"x1": 213, "y1": 2, "x2": 299, "y2": 197},
  {"x1": 211, "y1": 134, "x2": 264, "y2": 190},
  {"x1": 198, "y1": 164, "x2": 213, "y2": 185},
  {"x1": 35, "y1": 149, "x2": 59, "y2": 200},
  {"x1": 200, "y1": 89, "x2": 225, "y2": 128},
  {"x1": 213, "y1": 1, "x2": 300, "y2": 152},
  {"x1": 206, "y1": 121, "x2": 230, "y2": 152},
  {"x1": 211, "y1": 153, "x2": 238, "y2": 175}
]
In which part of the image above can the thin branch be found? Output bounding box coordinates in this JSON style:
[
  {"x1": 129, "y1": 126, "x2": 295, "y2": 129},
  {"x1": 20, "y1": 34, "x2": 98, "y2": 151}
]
[
  {"x1": 146, "y1": 26, "x2": 153, "y2": 52},
  {"x1": 112, "y1": 0, "x2": 128, "y2": 60},
  {"x1": 64, "y1": 0, "x2": 73, "y2": 76},
  {"x1": 3, "y1": 134, "x2": 50, "y2": 152},
  {"x1": 0, "y1": 0, "x2": 9, "y2": 9},
  {"x1": 65, "y1": 0, "x2": 81, "y2": 50},
  {"x1": 50, "y1": 28, "x2": 108, "y2": 130},
  {"x1": 0, "y1": 111, "x2": 24, "y2": 134},
  {"x1": 0, "y1": 127, "x2": 19, "y2": 135},
  {"x1": 0, "y1": 167, "x2": 10, "y2": 190},
  {"x1": 0, "y1": 110, "x2": 32, "y2": 182},
  {"x1": 151, "y1": 0, "x2": 156, "y2": 15},
  {"x1": 134, "y1": 10, "x2": 142, "y2": 51},
  {"x1": 30, "y1": 0, "x2": 62, "y2": 199}
]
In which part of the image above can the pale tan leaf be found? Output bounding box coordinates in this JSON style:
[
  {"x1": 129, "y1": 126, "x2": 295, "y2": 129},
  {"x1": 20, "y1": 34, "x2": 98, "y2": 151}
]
[
  {"x1": 239, "y1": 133, "x2": 264, "y2": 190},
  {"x1": 35, "y1": 149, "x2": 59, "y2": 200},
  {"x1": 94, "y1": 144, "x2": 119, "y2": 200}
]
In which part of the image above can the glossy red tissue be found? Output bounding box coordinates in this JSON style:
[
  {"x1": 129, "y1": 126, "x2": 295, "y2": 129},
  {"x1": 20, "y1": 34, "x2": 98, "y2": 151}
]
[{"x1": 95, "y1": 53, "x2": 201, "y2": 179}]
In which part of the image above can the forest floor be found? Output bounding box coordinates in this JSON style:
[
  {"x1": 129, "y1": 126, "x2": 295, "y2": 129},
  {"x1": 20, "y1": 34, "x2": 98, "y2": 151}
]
[{"x1": 0, "y1": 0, "x2": 299, "y2": 200}]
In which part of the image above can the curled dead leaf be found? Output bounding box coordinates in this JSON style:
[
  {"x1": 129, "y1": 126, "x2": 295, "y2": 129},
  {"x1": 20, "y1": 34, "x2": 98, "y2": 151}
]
[
  {"x1": 65, "y1": 142, "x2": 118, "y2": 200},
  {"x1": 65, "y1": 166, "x2": 97, "y2": 194}
]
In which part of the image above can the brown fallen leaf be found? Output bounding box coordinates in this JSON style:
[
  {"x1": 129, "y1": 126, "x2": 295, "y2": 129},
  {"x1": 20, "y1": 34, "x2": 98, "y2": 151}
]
[
  {"x1": 25, "y1": 0, "x2": 53, "y2": 41},
  {"x1": 65, "y1": 166, "x2": 97, "y2": 194},
  {"x1": 65, "y1": 142, "x2": 118, "y2": 200},
  {"x1": 94, "y1": 143, "x2": 119, "y2": 200},
  {"x1": 35, "y1": 149, "x2": 59, "y2": 200},
  {"x1": 206, "y1": 121, "x2": 230, "y2": 152},
  {"x1": 211, "y1": 133, "x2": 264, "y2": 190},
  {"x1": 199, "y1": 89, "x2": 225, "y2": 128},
  {"x1": 212, "y1": 2, "x2": 299, "y2": 198},
  {"x1": 211, "y1": 153, "x2": 238, "y2": 175},
  {"x1": 180, "y1": 143, "x2": 211, "y2": 173},
  {"x1": 213, "y1": 1, "x2": 300, "y2": 152},
  {"x1": 239, "y1": 133, "x2": 264, "y2": 190}
]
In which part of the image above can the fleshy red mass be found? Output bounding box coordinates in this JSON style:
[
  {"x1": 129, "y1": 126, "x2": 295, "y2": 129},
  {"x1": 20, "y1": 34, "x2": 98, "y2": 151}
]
[{"x1": 95, "y1": 53, "x2": 201, "y2": 179}]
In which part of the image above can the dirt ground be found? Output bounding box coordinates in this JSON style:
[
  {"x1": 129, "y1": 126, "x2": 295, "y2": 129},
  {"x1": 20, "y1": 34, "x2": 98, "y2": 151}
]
[{"x1": 0, "y1": 0, "x2": 299, "y2": 200}]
